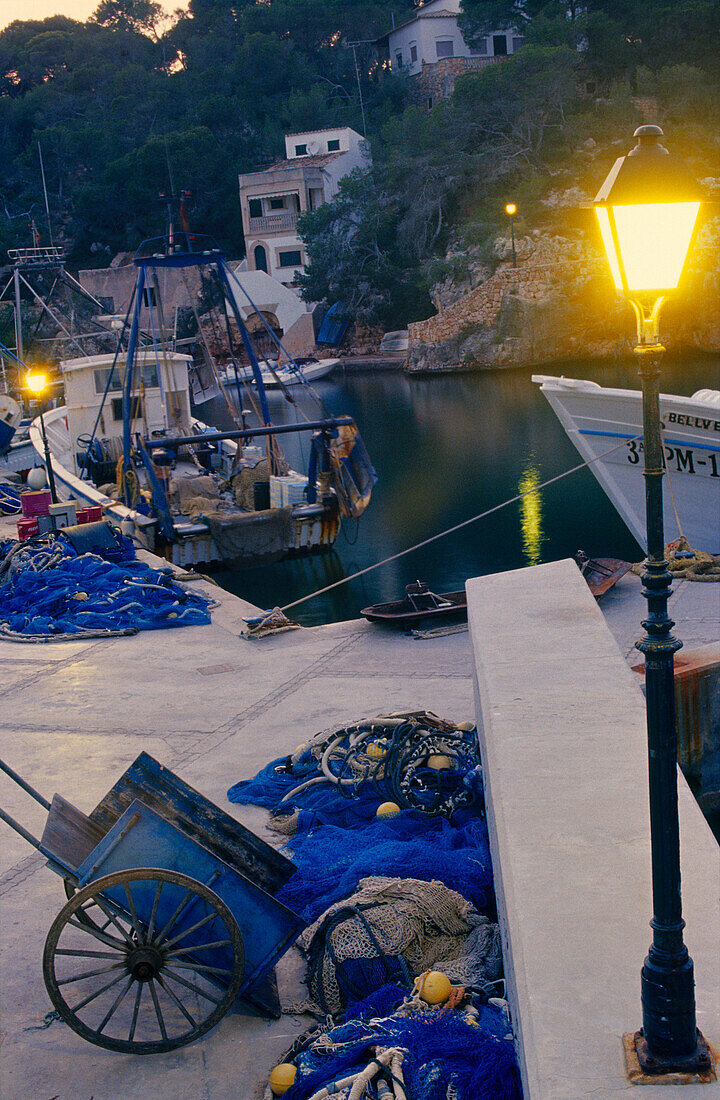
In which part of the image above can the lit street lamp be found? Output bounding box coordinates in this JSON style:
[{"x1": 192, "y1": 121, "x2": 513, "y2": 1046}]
[
  {"x1": 594, "y1": 125, "x2": 710, "y2": 1077},
  {"x1": 505, "y1": 202, "x2": 517, "y2": 267},
  {"x1": 25, "y1": 370, "x2": 58, "y2": 504}
]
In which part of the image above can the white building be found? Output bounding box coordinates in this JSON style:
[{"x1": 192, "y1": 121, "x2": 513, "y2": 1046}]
[
  {"x1": 375, "y1": 0, "x2": 523, "y2": 97},
  {"x1": 238, "y1": 127, "x2": 371, "y2": 286}
]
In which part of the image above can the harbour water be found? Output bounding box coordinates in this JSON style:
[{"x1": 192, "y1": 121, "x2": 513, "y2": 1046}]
[{"x1": 196, "y1": 353, "x2": 717, "y2": 625}]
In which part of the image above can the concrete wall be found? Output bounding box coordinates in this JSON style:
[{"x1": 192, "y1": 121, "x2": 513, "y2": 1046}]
[{"x1": 466, "y1": 559, "x2": 720, "y2": 1098}]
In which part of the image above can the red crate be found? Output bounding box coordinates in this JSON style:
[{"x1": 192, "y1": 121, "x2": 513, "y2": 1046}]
[
  {"x1": 76, "y1": 504, "x2": 103, "y2": 524},
  {"x1": 20, "y1": 490, "x2": 52, "y2": 518},
  {"x1": 17, "y1": 517, "x2": 39, "y2": 540}
]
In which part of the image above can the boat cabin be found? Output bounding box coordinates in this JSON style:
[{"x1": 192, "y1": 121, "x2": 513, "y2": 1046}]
[{"x1": 60, "y1": 352, "x2": 193, "y2": 478}]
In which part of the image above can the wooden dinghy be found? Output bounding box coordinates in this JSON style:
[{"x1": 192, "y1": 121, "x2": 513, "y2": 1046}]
[
  {"x1": 361, "y1": 580, "x2": 467, "y2": 627},
  {"x1": 575, "y1": 552, "x2": 632, "y2": 597}
]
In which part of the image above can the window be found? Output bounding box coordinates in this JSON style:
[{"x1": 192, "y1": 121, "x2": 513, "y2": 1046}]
[
  {"x1": 269, "y1": 197, "x2": 284, "y2": 210},
  {"x1": 470, "y1": 39, "x2": 488, "y2": 55},
  {"x1": 395, "y1": 50, "x2": 403, "y2": 68},
  {"x1": 254, "y1": 244, "x2": 268, "y2": 273},
  {"x1": 492, "y1": 34, "x2": 508, "y2": 56},
  {"x1": 327, "y1": 139, "x2": 340, "y2": 151},
  {"x1": 112, "y1": 396, "x2": 144, "y2": 422},
  {"x1": 94, "y1": 363, "x2": 158, "y2": 395},
  {"x1": 248, "y1": 198, "x2": 262, "y2": 218},
  {"x1": 278, "y1": 250, "x2": 302, "y2": 268},
  {"x1": 294, "y1": 143, "x2": 307, "y2": 155},
  {"x1": 410, "y1": 42, "x2": 417, "y2": 63},
  {"x1": 142, "y1": 286, "x2": 157, "y2": 307},
  {"x1": 436, "y1": 39, "x2": 454, "y2": 58},
  {"x1": 511, "y1": 36, "x2": 525, "y2": 52}
]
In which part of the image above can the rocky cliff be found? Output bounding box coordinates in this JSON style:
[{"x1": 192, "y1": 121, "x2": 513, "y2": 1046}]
[{"x1": 407, "y1": 183, "x2": 720, "y2": 373}]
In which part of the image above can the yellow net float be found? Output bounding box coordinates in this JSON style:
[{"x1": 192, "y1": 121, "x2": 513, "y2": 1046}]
[
  {"x1": 376, "y1": 801, "x2": 401, "y2": 819},
  {"x1": 366, "y1": 740, "x2": 388, "y2": 758},
  {"x1": 456, "y1": 721, "x2": 475, "y2": 731},
  {"x1": 269, "y1": 1063, "x2": 297, "y2": 1095},
  {"x1": 415, "y1": 969, "x2": 452, "y2": 1005},
  {"x1": 426, "y1": 754, "x2": 453, "y2": 770}
]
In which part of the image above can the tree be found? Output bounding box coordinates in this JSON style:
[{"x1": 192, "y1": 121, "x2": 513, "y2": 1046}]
[{"x1": 93, "y1": 0, "x2": 164, "y2": 37}]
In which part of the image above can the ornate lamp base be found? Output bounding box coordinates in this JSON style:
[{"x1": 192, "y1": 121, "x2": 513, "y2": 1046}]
[{"x1": 623, "y1": 1030, "x2": 715, "y2": 1083}]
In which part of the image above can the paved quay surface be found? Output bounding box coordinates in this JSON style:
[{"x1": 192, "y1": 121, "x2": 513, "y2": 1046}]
[
  {"x1": 0, "y1": 527, "x2": 476, "y2": 1100},
  {"x1": 0, "y1": 526, "x2": 717, "y2": 1099}
]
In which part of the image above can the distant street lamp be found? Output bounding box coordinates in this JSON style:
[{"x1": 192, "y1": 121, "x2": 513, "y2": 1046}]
[
  {"x1": 594, "y1": 125, "x2": 710, "y2": 1077},
  {"x1": 25, "y1": 370, "x2": 58, "y2": 504},
  {"x1": 504, "y1": 202, "x2": 517, "y2": 267}
]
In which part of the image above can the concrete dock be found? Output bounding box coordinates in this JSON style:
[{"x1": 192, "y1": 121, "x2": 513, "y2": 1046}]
[{"x1": 0, "y1": 530, "x2": 718, "y2": 1098}]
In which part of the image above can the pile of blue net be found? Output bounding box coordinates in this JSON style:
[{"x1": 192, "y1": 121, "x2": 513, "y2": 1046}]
[
  {"x1": 277, "y1": 811, "x2": 494, "y2": 923},
  {"x1": 283, "y1": 985, "x2": 522, "y2": 1100},
  {"x1": 230, "y1": 714, "x2": 523, "y2": 1099},
  {"x1": 0, "y1": 536, "x2": 211, "y2": 637}
]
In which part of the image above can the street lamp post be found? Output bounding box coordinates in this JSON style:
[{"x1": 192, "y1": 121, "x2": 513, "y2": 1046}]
[
  {"x1": 505, "y1": 202, "x2": 517, "y2": 267},
  {"x1": 594, "y1": 125, "x2": 711, "y2": 1077},
  {"x1": 25, "y1": 371, "x2": 58, "y2": 504}
]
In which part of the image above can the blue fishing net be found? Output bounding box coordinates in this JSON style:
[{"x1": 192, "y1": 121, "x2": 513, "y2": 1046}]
[
  {"x1": 283, "y1": 1006, "x2": 522, "y2": 1100},
  {"x1": 278, "y1": 811, "x2": 494, "y2": 922},
  {"x1": 0, "y1": 546, "x2": 211, "y2": 635}
]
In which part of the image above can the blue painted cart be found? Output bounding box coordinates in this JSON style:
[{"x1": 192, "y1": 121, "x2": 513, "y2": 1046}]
[{"x1": 0, "y1": 752, "x2": 305, "y2": 1054}]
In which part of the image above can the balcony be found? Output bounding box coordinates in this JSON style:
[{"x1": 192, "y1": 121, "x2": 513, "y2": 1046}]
[{"x1": 248, "y1": 212, "x2": 299, "y2": 234}]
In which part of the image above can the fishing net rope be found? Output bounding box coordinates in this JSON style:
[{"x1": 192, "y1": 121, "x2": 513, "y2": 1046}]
[
  {"x1": 297, "y1": 876, "x2": 502, "y2": 1017},
  {"x1": 265, "y1": 985, "x2": 522, "y2": 1100}
]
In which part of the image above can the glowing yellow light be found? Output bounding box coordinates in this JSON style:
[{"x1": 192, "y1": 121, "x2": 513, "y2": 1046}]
[
  {"x1": 596, "y1": 202, "x2": 700, "y2": 293},
  {"x1": 518, "y1": 465, "x2": 543, "y2": 566},
  {"x1": 26, "y1": 371, "x2": 48, "y2": 395},
  {"x1": 505, "y1": 202, "x2": 517, "y2": 217}
]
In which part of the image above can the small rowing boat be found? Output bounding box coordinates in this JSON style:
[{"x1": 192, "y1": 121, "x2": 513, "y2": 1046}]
[
  {"x1": 575, "y1": 552, "x2": 632, "y2": 597},
  {"x1": 361, "y1": 581, "x2": 467, "y2": 627}
]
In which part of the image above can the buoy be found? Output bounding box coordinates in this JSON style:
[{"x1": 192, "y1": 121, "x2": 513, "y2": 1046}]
[
  {"x1": 366, "y1": 740, "x2": 387, "y2": 758},
  {"x1": 417, "y1": 970, "x2": 452, "y2": 1005},
  {"x1": 427, "y1": 754, "x2": 453, "y2": 770},
  {"x1": 27, "y1": 466, "x2": 47, "y2": 490},
  {"x1": 269, "y1": 1063, "x2": 296, "y2": 1095},
  {"x1": 376, "y1": 801, "x2": 400, "y2": 819},
  {"x1": 456, "y1": 721, "x2": 474, "y2": 732}
]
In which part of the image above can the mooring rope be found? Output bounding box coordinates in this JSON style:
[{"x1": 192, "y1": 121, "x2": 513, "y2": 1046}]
[{"x1": 279, "y1": 434, "x2": 642, "y2": 614}]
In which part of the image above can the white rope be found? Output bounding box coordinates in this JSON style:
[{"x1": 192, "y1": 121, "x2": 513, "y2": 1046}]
[{"x1": 280, "y1": 434, "x2": 642, "y2": 614}]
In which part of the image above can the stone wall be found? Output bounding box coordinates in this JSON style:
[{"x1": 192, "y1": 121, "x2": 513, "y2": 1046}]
[
  {"x1": 411, "y1": 56, "x2": 499, "y2": 105},
  {"x1": 407, "y1": 220, "x2": 720, "y2": 372}
]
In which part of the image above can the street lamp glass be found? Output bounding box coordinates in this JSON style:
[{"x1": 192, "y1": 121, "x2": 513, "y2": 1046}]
[
  {"x1": 595, "y1": 201, "x2": 700, "y2": 293},
  {"x1": 505, "y1": 203, "x2": 517, "y2": 216},
  {"x1": 26, "y1": 371, "x2": 48, "y2": 395}
]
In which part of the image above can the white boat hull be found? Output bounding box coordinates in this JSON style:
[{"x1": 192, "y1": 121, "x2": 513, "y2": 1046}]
[
  {"x1": 533, "y1": 376, "x2": 720, "y2": 554},
  {"x1": 219, "y1": 358, "x2": 338, "y2": 388}
]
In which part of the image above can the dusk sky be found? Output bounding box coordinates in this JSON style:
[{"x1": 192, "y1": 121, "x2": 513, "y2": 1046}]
[{"x1": 0, "y1": 1, "x2": 187, "y2": 30}]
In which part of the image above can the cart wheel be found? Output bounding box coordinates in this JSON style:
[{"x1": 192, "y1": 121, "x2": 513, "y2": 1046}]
[
  {"x1": 63, "y1": 879, "x2": 106, "y2": 932},
  {"x1": 44, "y1": 868, "x2": 245, "y2": 1054}
]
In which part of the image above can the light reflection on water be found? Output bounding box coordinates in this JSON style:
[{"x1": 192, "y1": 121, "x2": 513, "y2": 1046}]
[
  {"x1": 194, "y1": 354, "x2": 716, "y2": 626},
  {"x1": 518, "y1": 462, "x2": 544, "y2": 567}
]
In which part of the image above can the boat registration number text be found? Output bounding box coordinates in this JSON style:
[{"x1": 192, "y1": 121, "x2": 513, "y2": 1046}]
[{"x1": 626, "y1": 439, "x2": 720, "y2": 477}]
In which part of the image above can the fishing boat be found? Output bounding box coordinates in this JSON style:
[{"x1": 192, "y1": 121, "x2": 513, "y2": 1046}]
[
  {"x1": 217, "y1": 357, "x2": 338, "y2": 389},
  {"x1": 533, "y1": 375, "x2": 720, "y2": 554},
  {"x1": 27, "y1": 236, "x2": 375, "y2": 569},
  {"x1": 361, "y1": 582, "x2": 468, "y2": 627}
]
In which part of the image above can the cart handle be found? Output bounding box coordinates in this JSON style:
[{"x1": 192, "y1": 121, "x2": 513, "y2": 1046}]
[{"x1": 0, "y1": 758, "x2": 51, "y2": 810}]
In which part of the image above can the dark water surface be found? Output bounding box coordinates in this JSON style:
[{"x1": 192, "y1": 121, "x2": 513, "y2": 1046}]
[{"x1": 195, "y1": 354, "x2": 717, "y2": 626}]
